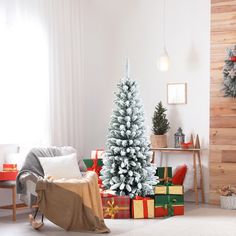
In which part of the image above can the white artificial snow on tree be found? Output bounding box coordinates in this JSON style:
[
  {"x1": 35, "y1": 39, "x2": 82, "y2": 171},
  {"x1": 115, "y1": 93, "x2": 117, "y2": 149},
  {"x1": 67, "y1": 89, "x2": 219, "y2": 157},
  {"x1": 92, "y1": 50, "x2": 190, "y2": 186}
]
[{"x1": 101, "y1": 59, "x2": 157, "y2": 198}]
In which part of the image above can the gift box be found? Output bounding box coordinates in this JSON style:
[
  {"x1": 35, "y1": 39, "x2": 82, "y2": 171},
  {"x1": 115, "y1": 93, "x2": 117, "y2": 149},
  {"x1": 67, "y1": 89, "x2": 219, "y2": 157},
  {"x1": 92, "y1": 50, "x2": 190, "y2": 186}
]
[
  {"x1": 154, "y1": 194, "x2": 184, "y2": 205},
  {"x1": 84, "y1": 158, "x2": 103, "y2": 187},
  {"x1": 0, "y1": 171, "x2": 18, "y2": 181},
  {"x1": 102, "y1": 195, "x2": 130, "y2": 219},
  {"x1": 154, "y1": 185, "x2": 184, "y2": 217},
  {"x1": 156, "y1": 167, "x2": 172, "y2": 185},
  {"x1": 155, "y1": 205, "x2": 184, "y2": 217},
  {"x1": 91, "y1": 149, "x2": 105, "y2": 159},
  {"x1": 132, "y1": 196, "x2": 154, "y2": 219},
  {"x1": 3, "y1": 164, "x2": 17, "y2": 171},
  {"x1": 83, "y1": 159, "x2": 103, "y2": 169},
  {"x1": 155, "y1": 185, "x2": 183, "y2": 195},
  {"x1": 84, "y1": 159, "x2": 103, "y2": 176}
]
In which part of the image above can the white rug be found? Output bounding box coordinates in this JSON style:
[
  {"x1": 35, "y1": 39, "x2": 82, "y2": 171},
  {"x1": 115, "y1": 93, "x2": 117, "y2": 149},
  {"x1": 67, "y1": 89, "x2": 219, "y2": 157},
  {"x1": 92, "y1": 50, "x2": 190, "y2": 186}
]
[{"x1": 1, "y1": 203, "x2": 236, "y2": 236}]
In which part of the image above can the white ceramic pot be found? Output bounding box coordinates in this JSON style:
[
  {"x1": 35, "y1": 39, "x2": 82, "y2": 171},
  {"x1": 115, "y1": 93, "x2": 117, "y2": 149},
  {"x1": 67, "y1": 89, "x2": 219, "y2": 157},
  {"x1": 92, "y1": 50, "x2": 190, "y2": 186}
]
[{"x1": 220, "y1": 195, "x2": 236, "y2": 210}]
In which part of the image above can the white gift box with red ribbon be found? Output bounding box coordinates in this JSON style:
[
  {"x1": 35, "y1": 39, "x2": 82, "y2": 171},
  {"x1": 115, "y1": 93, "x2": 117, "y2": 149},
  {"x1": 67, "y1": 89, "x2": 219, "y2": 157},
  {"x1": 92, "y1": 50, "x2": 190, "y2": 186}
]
[{"x1": 91, "y1": 149, "x2": 105, "y2": 159}]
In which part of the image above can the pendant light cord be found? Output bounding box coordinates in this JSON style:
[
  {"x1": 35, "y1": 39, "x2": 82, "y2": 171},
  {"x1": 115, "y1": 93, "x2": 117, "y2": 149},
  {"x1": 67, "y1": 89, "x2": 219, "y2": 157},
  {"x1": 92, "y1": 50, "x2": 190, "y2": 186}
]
[{"x1": 163, "y1": 0, "x2": 166, "y2": 50}]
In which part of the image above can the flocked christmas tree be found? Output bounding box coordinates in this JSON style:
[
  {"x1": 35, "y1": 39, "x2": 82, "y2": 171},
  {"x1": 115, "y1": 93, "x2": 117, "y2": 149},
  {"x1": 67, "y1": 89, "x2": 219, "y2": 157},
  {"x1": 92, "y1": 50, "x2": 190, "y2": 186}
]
[
  {"x1": 223, "y1": 45, "x2": 236, "y2": 97},
  {"x1": 101, "y1": 59, "x2": 157, "y2": 198}
]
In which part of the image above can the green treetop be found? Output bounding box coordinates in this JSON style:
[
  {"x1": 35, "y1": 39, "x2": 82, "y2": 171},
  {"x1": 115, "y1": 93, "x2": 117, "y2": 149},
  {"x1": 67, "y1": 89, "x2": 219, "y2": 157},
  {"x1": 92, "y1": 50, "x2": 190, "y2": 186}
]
[{"x1": 152, "y1": 101, "x2": 170, "y2": 135}]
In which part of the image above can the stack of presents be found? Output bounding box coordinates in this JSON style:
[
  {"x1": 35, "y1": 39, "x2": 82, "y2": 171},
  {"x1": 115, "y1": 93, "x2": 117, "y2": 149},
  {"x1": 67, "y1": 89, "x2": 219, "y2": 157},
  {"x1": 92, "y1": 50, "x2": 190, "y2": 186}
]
[
  {"x1": 84, "y1": 150, "x2": 185, "y2": 219},
  {"x1": 0, "y1": 164, "x2": 18, "y2": 181}
]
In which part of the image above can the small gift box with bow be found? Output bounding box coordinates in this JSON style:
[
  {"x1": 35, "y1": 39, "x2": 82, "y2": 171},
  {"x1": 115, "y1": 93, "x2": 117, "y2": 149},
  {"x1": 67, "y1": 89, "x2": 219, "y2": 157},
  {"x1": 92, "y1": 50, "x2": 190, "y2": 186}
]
[
  {"x1": 154, "y1": 184, "x2": 184, "y2": 217},
  {"x1": 132, "y1": 196, "x2": 154, "y2": 219},
  {"x1": 91, "y1": 149, "x2": 105, "y2": 159},
  {"x1": 0, "y1": 164, "x2": 18, "y2": 181},
  {"x1": 84, "y1": 150, "x2": 104, "y2": 187},
  {"x1": 156, "y1": 167, "x2": 172, "y2": 185},
  {"x1": 101, "y1": 195, "x2": 130, "y2": 219}
]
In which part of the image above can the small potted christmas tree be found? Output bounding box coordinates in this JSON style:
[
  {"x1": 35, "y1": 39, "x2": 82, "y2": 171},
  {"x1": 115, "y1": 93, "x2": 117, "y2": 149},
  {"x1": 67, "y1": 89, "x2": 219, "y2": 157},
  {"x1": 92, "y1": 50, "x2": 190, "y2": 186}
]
[{"x1": 150, "y1": 101, "x2": 170, "y2": 148}]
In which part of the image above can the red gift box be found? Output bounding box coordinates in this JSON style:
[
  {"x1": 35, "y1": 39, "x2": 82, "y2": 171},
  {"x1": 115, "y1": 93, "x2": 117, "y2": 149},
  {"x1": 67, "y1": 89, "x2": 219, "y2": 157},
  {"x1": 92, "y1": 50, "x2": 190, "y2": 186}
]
[
  {"x1": 3, "y1": 163, "x2": 17, "y2": 171},
  {"x1": 87, "y1": 150, "x2": 102, "y2": 176},
  {"x1": 0, "y1": 171, "x2": 18, "y2": 181},
  {"x1": 154, "y1": 205, "x2": 184, "y2": 217},
  {"x1": 102, "y1": 195, "x2": 130, "y2": 219},
  {"x1": 131, "y1": 196, "x2": 154, "y2": 219},
  {"x1": 87, "y1": 150, "x2": 103, "y2": 188}
]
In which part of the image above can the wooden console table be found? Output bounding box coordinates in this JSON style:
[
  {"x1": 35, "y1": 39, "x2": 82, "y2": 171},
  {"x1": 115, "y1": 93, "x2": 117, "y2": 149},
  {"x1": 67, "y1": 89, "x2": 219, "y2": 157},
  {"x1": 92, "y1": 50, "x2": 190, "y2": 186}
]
[{"x1": 151, "y1": 147, "x2": 205, "y2": 205}]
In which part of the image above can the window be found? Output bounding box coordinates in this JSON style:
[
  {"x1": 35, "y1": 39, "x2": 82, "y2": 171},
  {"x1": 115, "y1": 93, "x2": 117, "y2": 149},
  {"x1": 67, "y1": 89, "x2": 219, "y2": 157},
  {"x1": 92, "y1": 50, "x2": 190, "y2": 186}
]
[{"x1": 0, "y1": 8, "x2": 50, "y2": 146}]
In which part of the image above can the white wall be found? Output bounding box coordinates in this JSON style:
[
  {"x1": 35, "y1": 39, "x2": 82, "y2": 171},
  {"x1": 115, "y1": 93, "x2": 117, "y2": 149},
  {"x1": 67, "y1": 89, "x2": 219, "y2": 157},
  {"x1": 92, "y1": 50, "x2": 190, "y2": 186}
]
[{"x1": 81, "y1": 0, "x2": 210, "y2": 201}]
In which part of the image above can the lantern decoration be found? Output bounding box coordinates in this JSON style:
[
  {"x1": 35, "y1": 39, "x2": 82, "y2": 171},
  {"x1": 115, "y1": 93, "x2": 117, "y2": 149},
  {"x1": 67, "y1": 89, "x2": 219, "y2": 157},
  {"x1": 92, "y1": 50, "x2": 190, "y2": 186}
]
[{"x1": 174, "y1": 127, "x2": 185, "y2": 148}]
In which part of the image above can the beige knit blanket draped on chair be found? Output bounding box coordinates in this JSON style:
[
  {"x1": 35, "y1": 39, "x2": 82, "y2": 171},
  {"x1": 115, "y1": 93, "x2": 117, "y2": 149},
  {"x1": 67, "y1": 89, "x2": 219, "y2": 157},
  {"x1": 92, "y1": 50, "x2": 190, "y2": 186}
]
[{"x1": 35, "y1": 171, "x2": 110, "y2": 233}]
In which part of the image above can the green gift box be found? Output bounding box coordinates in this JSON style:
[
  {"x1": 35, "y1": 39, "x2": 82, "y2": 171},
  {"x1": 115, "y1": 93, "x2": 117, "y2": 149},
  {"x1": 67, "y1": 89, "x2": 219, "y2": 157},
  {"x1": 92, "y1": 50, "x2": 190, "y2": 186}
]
[
  {"x1": 156, "y1": 167, "x2": 172, "y2": 185},
  {"x1": 154, "y1": 194, "x2": 184, "y2": 206},
  {"x1": 83, "y1": 159, "x2": 103, "y2": 168},
  {"x1": 154, "y1": 184, "x2": 184, "y2": 217}
]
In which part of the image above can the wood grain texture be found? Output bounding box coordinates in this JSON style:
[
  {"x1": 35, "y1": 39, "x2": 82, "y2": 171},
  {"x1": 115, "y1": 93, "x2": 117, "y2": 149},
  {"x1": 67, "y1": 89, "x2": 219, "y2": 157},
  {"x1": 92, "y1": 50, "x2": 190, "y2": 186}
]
[
  {"x1": 209, "y1": 149, "x2": 222, "y2": 163},
  {"x1": 222, "y1": 150, "x2": 236, "y2": 162},
  {"x1": 210, "y1": 0, "x2": 236, "y2": 204},
  {"x1": 210, "y1": 128, "x2": 236, "y2": 145}
]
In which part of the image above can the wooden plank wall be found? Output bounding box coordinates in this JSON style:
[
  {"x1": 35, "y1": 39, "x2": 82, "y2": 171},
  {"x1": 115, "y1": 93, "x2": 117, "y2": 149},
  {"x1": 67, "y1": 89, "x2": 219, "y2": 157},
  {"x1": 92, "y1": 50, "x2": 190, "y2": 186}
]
[{"x1": 210, "y1": 0, "x2": 236, "y2": 204}]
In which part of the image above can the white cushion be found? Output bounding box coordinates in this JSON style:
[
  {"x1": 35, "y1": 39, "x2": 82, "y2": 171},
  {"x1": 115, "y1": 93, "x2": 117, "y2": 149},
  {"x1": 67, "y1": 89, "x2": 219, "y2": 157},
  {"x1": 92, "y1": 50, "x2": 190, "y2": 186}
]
[{"x1": 38, "y1": 153, "x2": 82, "y2": 179}]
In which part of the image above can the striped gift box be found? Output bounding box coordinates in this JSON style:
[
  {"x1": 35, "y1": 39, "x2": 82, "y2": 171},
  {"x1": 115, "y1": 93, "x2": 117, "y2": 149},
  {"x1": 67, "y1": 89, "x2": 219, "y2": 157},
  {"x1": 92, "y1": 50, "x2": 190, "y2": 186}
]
[{"x1": 102, "y1": 195, "x2": 130, "y2": 219}]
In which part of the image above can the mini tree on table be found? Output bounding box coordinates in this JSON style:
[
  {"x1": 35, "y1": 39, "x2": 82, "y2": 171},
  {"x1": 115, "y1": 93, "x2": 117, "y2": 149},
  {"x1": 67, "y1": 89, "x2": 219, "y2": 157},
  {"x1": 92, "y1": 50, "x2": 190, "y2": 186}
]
[
  {"x1": 150, "y1": 101, "x2": 170, "y2": 148},
  {"x1": 152, "y1": 101, "x2": 170, "y2": 135},
  {"x1": 101, "y1": 59, "x2": 157, "y2": 198}
]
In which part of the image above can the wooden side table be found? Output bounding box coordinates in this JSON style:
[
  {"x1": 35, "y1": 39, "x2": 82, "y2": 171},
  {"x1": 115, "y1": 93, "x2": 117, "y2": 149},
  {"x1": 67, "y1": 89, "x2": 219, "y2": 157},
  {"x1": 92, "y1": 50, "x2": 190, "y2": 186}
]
[
  {"x1": 151, "y1": 147, "x2": 205, "y2": 205},
  {"x1": 0, "y1": 180, "x2": 28, "y2": 221}
]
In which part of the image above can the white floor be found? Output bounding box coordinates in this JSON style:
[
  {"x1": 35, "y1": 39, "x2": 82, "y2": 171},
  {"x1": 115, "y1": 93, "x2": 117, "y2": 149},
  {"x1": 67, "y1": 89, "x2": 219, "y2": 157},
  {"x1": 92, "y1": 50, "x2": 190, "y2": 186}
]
[{"x1": 1, "y1": 203, "x2": 236, "y2": 236}]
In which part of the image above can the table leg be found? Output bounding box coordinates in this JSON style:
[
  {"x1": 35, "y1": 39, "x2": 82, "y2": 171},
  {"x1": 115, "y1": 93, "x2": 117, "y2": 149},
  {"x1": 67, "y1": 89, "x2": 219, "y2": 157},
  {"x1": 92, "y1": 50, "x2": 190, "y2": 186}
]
[
  {"x1": 160, "y1": 152, "x2": 163, "y2": 167},
  {"x1": 12, "y1": 186, "x2": 16, "y2": 221},
  {"x1": 193, "y1": 151, "x2": 198, "y2": 205},
  {"x1": 197, "y1": 151, "x2": 205, "y2": 203}
]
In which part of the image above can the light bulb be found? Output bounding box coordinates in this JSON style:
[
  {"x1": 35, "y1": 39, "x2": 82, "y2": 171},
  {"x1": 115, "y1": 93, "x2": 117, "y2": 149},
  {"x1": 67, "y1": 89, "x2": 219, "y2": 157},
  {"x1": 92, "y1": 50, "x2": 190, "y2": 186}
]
[{"x1": 158, "y1": 47, "x2": 169, "y2": 71}]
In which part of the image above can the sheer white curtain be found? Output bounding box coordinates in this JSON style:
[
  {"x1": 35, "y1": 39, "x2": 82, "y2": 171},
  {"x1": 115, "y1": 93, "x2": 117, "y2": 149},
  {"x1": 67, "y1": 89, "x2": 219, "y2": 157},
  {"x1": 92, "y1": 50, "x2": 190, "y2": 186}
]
[
  {"x1": 0, "y1": 0, "x2": 50, "y2": 147},
  {"x1": 0, "y1": 0, "x2": 84, "y2": 154},
  {"x1": 43, "y1": 0, "x2": 84, "y2": 155}
]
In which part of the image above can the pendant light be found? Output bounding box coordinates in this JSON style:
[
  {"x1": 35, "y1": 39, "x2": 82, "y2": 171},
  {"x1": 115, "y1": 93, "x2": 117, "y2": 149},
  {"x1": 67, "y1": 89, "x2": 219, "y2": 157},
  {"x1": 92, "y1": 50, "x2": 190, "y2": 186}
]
[{"x1": 158, "y1": 0, "x2": 169, "y2": 71}]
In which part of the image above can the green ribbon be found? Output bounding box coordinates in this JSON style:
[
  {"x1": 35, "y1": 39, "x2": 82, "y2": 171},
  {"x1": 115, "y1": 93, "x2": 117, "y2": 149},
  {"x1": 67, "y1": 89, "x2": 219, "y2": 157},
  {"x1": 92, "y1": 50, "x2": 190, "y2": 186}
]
[
  {"x1": 163, "y1": 197, "x2": 177, "y2": 217},
  {"x1": 157, "y1": 182, "x2": 182, "y2": 217},
  {"x1": 165, "y1": 182, "x2": 173, "y2": 194}
]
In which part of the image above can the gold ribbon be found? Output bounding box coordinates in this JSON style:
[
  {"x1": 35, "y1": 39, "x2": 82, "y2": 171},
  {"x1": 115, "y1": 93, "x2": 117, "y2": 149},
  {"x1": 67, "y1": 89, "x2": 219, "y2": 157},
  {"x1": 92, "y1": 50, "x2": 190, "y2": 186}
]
[
  {"x1": 103, "y1": 198, "x2": 129, "y2": 219},
  {"x1": 3, "y1": 168, "x2": 17, "y2": 171}
]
